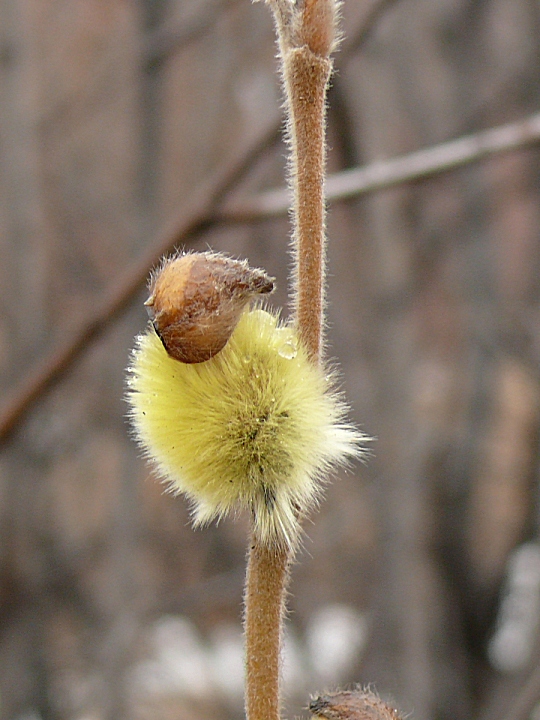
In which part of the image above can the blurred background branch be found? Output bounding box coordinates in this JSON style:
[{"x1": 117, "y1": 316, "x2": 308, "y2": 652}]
[{"x1": 4, "y1": 108, "x2": 540, "y2": 443}]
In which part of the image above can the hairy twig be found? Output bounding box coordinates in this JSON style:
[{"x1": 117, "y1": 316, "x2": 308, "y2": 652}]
[
  {"x1": 243, "y1": 2, "x2": 339, "y2": 720},
  {"x1": 244, "y1": 542, "x2": 291, "y2": 720},
  {"x1": 283, "y1": 12, "x2": 334, "y2": 361}
]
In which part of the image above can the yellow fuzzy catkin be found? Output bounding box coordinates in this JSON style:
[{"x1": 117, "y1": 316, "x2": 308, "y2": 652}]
[{"x1": 127, "y1": 307, "x2": 361, "y2": 548}]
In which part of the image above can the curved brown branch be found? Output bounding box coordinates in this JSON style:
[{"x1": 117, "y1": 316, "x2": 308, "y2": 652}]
[
  {"x1": 143, "y1": 0, "x2": 244, "y2": 68},
  {"x1": 0, "y1": 0, "x2": 399, "y2": 445},
  {"x1": 0, "y1": 125, "x2": 279, "y2": 444}
]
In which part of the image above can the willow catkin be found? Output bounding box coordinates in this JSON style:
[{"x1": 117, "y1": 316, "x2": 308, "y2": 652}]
[{"x1": 126, "y1": 252, "x2": 362, "y2": 548}]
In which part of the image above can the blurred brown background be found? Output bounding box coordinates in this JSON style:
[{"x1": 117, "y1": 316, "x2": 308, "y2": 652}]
[{"x1": 2, "y1": 0, "x2": 540, "y2": 719}]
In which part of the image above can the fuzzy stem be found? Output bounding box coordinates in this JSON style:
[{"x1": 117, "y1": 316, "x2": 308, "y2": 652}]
[
  {"x1": 244, "y1": 4, "x2": 336, "y2": 720},
  {"x1": 244, "y1": 539, "x2": 291, "y2": 720},
  {"x1": 286, "y1": 48, "x2": 332, "y2": 361}
]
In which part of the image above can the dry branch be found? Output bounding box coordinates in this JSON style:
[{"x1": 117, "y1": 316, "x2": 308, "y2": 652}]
[
  {"x1": 0, "y1": 0, "x2": 401, "y2": 445},
  {"x1": 0, "y1": 126, "x2": 279, "y2": 444},
  {"x1": 221, "y1": 111, "x2": 540, "y2": 220},
  {"x1": 4, "y1": 107, "x2": 540, "y2": 444},
  {"x1": 143, "y1": 0, "x2": 242, "y2": 67}
]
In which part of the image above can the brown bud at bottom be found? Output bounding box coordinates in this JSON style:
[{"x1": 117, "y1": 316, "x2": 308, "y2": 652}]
[
  {"x1": 310, "y1": 690, "x2": 403, "y2": 720},
  {"x1": 145, "y1": 252, "x2": 274, "y2": 363}
]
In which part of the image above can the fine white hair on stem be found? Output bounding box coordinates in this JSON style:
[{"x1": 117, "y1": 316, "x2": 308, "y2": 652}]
[{"x1": 243, "y1": 3, "x2": 348, "y2": 720}]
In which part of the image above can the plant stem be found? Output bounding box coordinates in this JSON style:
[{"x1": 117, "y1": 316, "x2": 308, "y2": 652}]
[
  {"x1": 244, "y1": 4, "x2": 336, "y2": 720},
  {"x1": 287, "y1": 47, "x2": 332, "y2": 362},
  {"x1": 244, "y1": 540, "x2": 291, "y2": 720}
]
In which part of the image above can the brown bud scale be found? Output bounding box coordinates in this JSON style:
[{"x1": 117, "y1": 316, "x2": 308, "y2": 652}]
[
  {"x1": 310, "y1": 690, "x2": 403, "y2": 720},
  {"x1": 145, "y1": 252, "x2": 274, "y2": 363}
]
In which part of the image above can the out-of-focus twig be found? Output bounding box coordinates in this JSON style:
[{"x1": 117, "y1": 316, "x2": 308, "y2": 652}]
[
  {"x1": 343, "y1": 0, "x2": 401, "y2": 55},
  {"x1": 7, "y1": 106, "x2": 540, "y2": 443},
  {"x1": 0, "y1": 0, "x2": 400, "y2": 445},
  {"x1": 220, "y1": 111, "x2": 540, "y2": 221},
  {"x1": 144, "y1": 0, "x2": 401, "y2": 71},
  {"x1": 143, "y1": 0, "x2": 243, "y2": 68},
  {"x1": 0, "y1": 126, "x2": 279, "y2": 444}
]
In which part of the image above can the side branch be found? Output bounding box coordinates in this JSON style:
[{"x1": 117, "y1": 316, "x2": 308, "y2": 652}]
[{"x1": 223, "y1": 111, "x2": 540, "y2": 219}]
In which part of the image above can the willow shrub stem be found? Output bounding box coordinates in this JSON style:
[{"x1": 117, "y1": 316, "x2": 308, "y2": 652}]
[
  {"x1": 244, "y1": 3, "x2": 337, "y2": 720},
  {"x1": 288, "y1": 47, "x2": 332, "y2": 362},
  {"x1": 244, "y1": 540, "x2": 291, "y2": 720}
]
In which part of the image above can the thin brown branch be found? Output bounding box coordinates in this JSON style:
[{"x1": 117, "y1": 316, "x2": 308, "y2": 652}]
[
  {"x1": 220, "y1": 111, "x2": 540, "y2": 221},
  {"x1": 10, "y1": 103, "x2": 534, "y2": 446},
  {"x1": 0, "y1": 0, "x2": 397, "y2": 445},
  {"x1": 343, "y1": 0, "x2": 401, "y2": 55},
  {"x1": 266, "y1": 0, "x2": 336, "y2": 363},
  {"x1": 0, "y1": 125, "x2": 279, "y2": 444},
  {"x1": 143, "y1": 0, "x2": 243, "y2": 68}
]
